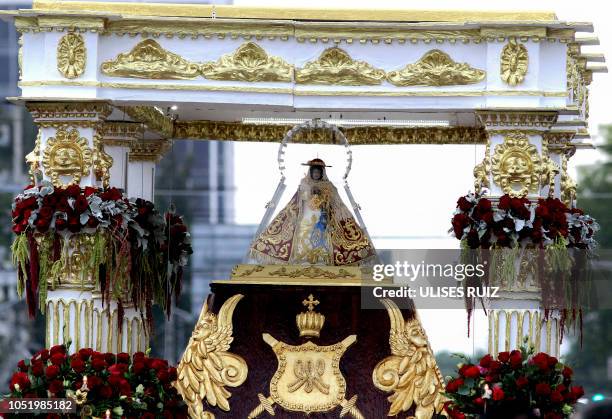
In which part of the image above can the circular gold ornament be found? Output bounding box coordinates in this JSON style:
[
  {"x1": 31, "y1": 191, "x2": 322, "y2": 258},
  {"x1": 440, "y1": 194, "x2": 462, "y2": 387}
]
[
  {"x1": 491, "y1": 132, "x2": 542, "y2": 198},
  {"x1": 500, "y1": 38, "x2": 528, "y2": 86},
  {"x1": 57, "y1": 33, "x2": 86, "y2": 79},
  {"x1": 42, "y1": 127, "x2": 93, "y2": 187}
]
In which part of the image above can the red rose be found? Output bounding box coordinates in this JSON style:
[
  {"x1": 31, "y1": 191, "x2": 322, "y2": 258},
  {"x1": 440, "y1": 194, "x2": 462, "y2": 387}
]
[
  {"x1": 65, "y1": 184, "x2": 80, "y2": 198},
  {"x1": 532, "y1": 352, "x2": 550, "y2": 371},
  {"x1": 562, "y1": 366, "x2": 573, "y2": 379},
  {"x1": 536, "y1": 383, "x2": 552, "y2": 396},
  {"x1": 10, "y1": 371, "x2": 30, "y2": 392},
  {"x1": 570, "y1": 386, "x2": 584, "y2": 399},
  {"x1": 104, "y1": 353, "x2": 116, "y2": 365},
  {"x1": 168, "y1": 367, "x2": 178, "y2": 381},
  {"x1": 119, "y1": 379, "x2": 132, "y2": 397},
  {"x1": 98, "y1": 384, "x2": 113, "y2": 399},
  {"x1": 551, "y1": 390, "x2": 563, "y2": 403},
  {"x1": 35, "y1": 217, "x2": 51, "y2": 232},
  {"x1": 492, "y1": 386, "x2": 505, "y2": 401},
  {"x1": 474, "y1": 397, "x2": 485, "y2": 407},
  {"x1": 48, "y1": 379, "x2": 63, "y2": 395},
  {"x1": 31, "y1": 361, "x2": 44, "y2": 377},
  {"x1": 498, "y1": 195, "x2": 511, "y2": 210},
  {"x1": 67, "y1": 216, "x2": 81, "y2": 233},
  {"x1": 70, "y1": 358, "x2": 85, "y2": 373},
  {"x1": 50, "y1": 353, "x2": 66, "y2": 366},
  {"x1": 151, "y1": 359, "x2": 168, "y2": 372},
  {"x1": 497, "y1": 351, "x2": 510, "y2": 362},
  {"x1": 45, "y1": 365, "x2": 60, "y2": 380},
  {"x1": 479, "y1": 355, "x2": 493, "y2": 368},
  {"x1": 488, "y1": 360, "x2": 502, "y2": 372},
  {"x1": 109, "y1": 363, "x2": 128, "y2": 377},
  {"x1": 90, "y1": 357, "x2": 106, "y2": 371},
  {"x1": 17, "y1": 359, "x2": 28, "y2": 372},
  {"x1": 86, "y1": 216, "x2": 99, "y2": 228},
  {"x1": 50, "y1": 345, "x2": 65, "y2": 356},
  {"x1": 74, "y1": 195, "x2": 89, "y2": 213},
  {"x1": 132, "y1": 360, "x2": 146, "y2": 375},
  {"x1": 445, "y1": 378, "x2": 464, "y2": 393},
  {"x1": 133, "y1": 351, "x2": 145, "y2": 361},
  {"x1": 452, "y1": 213, "x2": 470, "y2": 239},
  {"x1": 33, "y1": 349, "x2": 50, "y2": 362},
  {"x1": 157, "y1": 369, "x2": 169, "y2": 383},
  {"x1": 457, "y1": 196, "x2": 473, "y2": 212},
  {"x1": 460, "y1": 365, "x2": 480, "y2": 379},
  {"x1": 39, "y1": 206, "x2": 54, "y2": 220},
  {"x1": 509, "y1": 350, "x2": 522, "y2": 368},
  {"x1": 117, "y1": 352, "x2": 130, "y2": 364},
  {"x1": 55, "y1": 217, "x2": 67, "y2": 230},
  {"x1": 515, "y1": 376, "x2": 529, "y2": 389},
  {"x1": 547, "y1": 356, "x2": 559, "y2": 368},
  {"x1": 86, "y1": 375, "x2": 102, "y2": 389},
  {"x1": 78, "y1": 348, "x2": 93, "y2": 360},
  {"x1": 84, "y1": 186, "x2": 97, "y2": 197}
]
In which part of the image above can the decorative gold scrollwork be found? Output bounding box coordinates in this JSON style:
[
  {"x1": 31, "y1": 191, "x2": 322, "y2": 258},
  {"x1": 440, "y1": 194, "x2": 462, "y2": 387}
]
[
  {"x1": 25, "y1": 131, "x2": 42, "y2": 184},
  {"x1": 92, "y1": 134, "x2": 113, "y2": 188},
  {"x1": 296, "y1": 47, "x2": 385, "y2": 85},
  {"x1": 491, "y1": 132, "x2": 542, "y2": 197},
  {"x1": 201, "y1": 42, "x2": 293, "y2": 82},
  {"x1": 269, "y1": 266, "x2": 354, "y2": 279},
  {"x1": 42, "y1": 127, "x2": 93, "y2": 187},
  {"x1": 473, "y1": 142, "x2": 491, "y2": 194},
  {"x1": 101, "y1": 39, "x2": 200, "y2": 79},
  {"x1": 174, "y1": 294, "x2": 247, "y2": 418},
  {"x1": 500, "y1": 38, "x2": 529, "y2": 86},
  {"x1": 57, "y1": 33, "x2": 86, "y2": 79},
  {"x1": 386, "y1": 49, "x2": 485, "y2": 86},
  {"x1": 373, "y1": 299, "x2": 446, "y2": 419}
]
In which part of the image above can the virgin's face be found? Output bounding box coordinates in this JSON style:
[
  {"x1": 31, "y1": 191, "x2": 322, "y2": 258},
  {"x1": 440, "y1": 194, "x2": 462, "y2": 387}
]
[{"x1": 311, "y1": 167, "x2": 322, "y2": 180}]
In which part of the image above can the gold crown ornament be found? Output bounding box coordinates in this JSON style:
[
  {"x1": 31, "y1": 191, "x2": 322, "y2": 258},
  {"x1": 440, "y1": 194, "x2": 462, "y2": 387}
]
[{"x1": 296, "y1": 294, "x2": 325, "y2": 338}]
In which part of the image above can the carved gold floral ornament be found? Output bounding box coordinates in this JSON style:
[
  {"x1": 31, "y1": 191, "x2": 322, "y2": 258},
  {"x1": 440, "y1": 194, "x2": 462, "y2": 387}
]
[
  {"x1": 372, "y1": 299, "x2": 446, "y2": 419},
  {"x1": 500, "y1": 39, "x2": 529, "y2": 86},
  {"x1": 174, "y1": 294, "x2": 247, "y2": 418},
  {"x1": 491, "y1": 132, "x2": 542, "y2": 198},
  {"x1": 296, "y1": 47, "x2": 385, "y2": 85},
  {"x1": 57, "y1": 33, "x2": 86, "y2": 79},
  {"x1": 42, "y1": 128, "x2": 93, "y2": 187},
  {"x1": 387, "y1": 49, "x2": 485, "y2": 86},
  {"x1": 201, "y1": 42, "x2": 293, "y2": 82},
  {"x1": 101, "y1": 39, "x2": 200, "y2": 79},
  {"x1": 92, "y1": 134, "x2": 113, "y2": 188}
]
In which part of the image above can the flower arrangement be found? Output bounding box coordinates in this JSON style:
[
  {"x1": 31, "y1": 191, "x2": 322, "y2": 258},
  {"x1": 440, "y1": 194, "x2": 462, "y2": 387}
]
[
  {"x1": 7, "y1": 344, "x2": 188, "y2": 418},
  {"x1": 444, "y1": 347, "x2": 584, "y2": 419},
  {"x1": 451, "y1": 192, "x2": 599, "y2": 251},
  {"x1": 10, "y1": 182, "x2": 192, "y2": 325}
]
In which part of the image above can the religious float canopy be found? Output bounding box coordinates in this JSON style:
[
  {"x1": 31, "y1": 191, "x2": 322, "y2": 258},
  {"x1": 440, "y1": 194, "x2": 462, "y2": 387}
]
[{"x1": 0, "y1": 1, "x2": 606, "y2": 418}]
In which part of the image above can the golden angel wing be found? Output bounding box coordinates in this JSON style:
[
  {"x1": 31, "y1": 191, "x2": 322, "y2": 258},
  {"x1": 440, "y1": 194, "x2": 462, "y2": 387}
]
[
  {"x1": 373, "y1": 298, "x2": 447, "y2": 418},
  {"x1": 174, "y1": 294, "x2": 248, "y2": 418}
]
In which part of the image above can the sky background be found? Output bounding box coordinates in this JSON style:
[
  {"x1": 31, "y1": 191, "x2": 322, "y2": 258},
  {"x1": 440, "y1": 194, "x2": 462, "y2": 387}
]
[{"x1": 230, "y1": 0, "x2": 610, "y2": 355}]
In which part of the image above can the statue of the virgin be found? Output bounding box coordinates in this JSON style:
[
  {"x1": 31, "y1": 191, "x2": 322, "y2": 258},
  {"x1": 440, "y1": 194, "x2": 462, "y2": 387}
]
[{"x1": 248, "y1": 158, "x2": 376, "y2": 266}]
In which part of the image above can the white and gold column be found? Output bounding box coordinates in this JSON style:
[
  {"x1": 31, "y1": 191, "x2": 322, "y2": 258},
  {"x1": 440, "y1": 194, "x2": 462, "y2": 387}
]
[{"x1": 475, "y1": 110, "x2": 564, "y2": 357}]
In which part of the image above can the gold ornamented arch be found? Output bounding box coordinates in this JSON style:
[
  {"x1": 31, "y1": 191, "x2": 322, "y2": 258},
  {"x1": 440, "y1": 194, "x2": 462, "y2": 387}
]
[
  {"x1": 201, "y1": 42, "x2": 293, "y2": 82},
  {"x1": 57, "y1": 33, "x2": 86, "y2": 79},
  {"x1": 491, "y1": 132, "x2": 542, "y2": 198},
  {"x1": 500, "y1": 39, "x2": 529, "y2": 86},
  {"x1": 101, "y1": 39, "x2": 200, "y2": 79},
  {"x1": 296, "y1": 47, "x2": 385, "y2": 86},
  {"x1": 387, "y1": 49, "x2": 486, "y2": 86},
  {"x1": 42, "y1": 128, "x2": 93, "y2": 187}
]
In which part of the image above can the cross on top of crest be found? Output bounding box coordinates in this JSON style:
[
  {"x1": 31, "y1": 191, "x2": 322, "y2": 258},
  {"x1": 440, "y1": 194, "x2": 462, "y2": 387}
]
[{"x1": 302, "y1": 294, "x2": 319, "y2": 312}]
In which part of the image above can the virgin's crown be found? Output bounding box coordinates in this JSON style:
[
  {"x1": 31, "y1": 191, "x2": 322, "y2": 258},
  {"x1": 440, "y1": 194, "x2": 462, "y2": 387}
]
[{"x1": 296, "y1": 294, "x2": 325, "y2": 338}]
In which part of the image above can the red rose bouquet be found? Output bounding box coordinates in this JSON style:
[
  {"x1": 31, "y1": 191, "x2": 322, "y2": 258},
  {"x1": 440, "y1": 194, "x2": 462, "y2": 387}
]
[
  {"x1": 11, "y1": 182, "x2": 193, "y2": 332},
  {"x1": 444, "y1": 346, "x2": 583, "y2": 419},
  {"x1": 6, "y1": 344, "x2": 188, "y2": 418}
]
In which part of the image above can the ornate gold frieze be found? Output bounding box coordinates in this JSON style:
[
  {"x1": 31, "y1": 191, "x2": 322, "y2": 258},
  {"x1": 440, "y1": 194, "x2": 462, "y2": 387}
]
[
  {"x1": 26, "y1": 101, "x2": 113, "y2": 123},
  {"x1": 295, "y1": 47, "x2": 385, "y2": 85},
  {"x1": 101, "y1": 39, "x2": 200, "y2": 79},
  {"x1": 566, "y1": 47, "x2": 591, "y2": 121},
  {"x1": 122, "y1": 106, "x2": 174, "y2": 137},
  {"x1": 473, "y1": 142, "x2": 491, "y2": 194},
  {"x1": 25, "y1": 131, "x2": 42, "y2": 184},
  {"x1": 269, "y1": 266, "x2": 355, "y2": 280},
  {"x1": 201, "y1": 42, "x2": 293, "y2": 82},
  {"x1": 174, "y1": 294, "x2": 247, "y2": 418},
  {"x1": 128, "y1": 139, "x2": 171, "y2": 162},
  {"x1": 500, "y1": 39, "x2": 529, "y2": 86},
  {"x1": 373, "y1": 299, "x2": 446, "y2": 418},
  {"x1": 174, "y1": 121, "x2": 487, "y2": 145},
  {"x1": 491, "y1": 132, "x2": 542, "y2": 197},
  {"x1": 42, "y1": 127, "x2": 93, "y2": 187},
  {"x1": 387, "y1": 49, "x2": 486, "y2": 87},
  {"x1": 57, "y1": 33, "x2": 86, "y2": 79},
  {"x1": 100, "y1": 121, "x2": 144, "y2": 142},
  {"x1": 477, "y1": 111, "x2": 558, "y2": 128}
]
